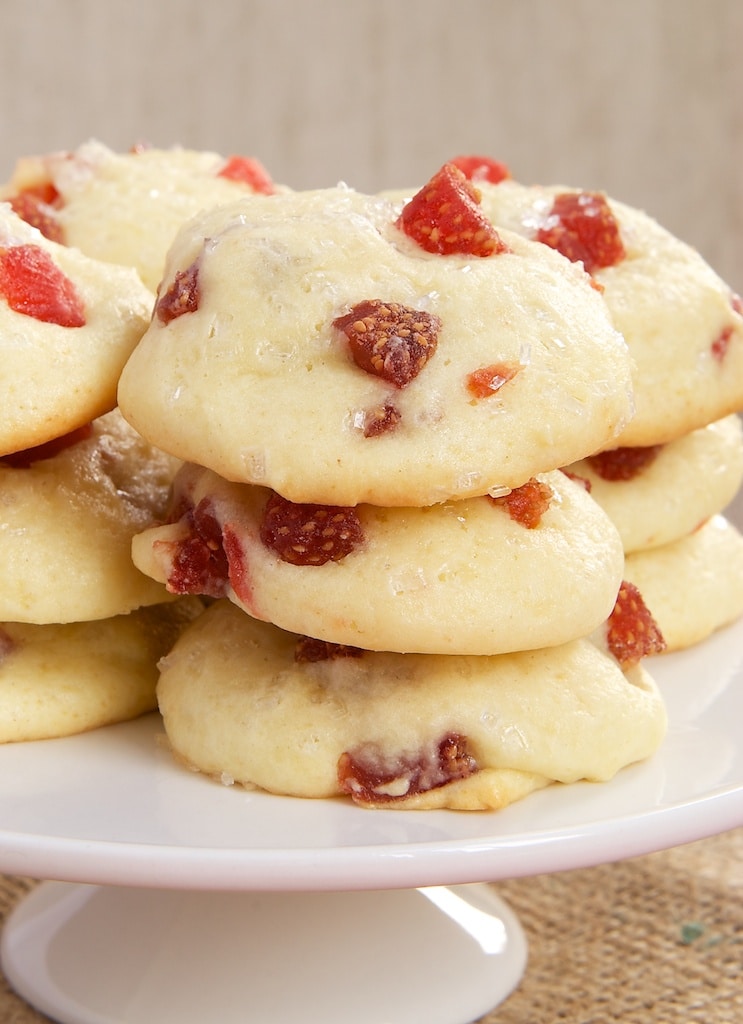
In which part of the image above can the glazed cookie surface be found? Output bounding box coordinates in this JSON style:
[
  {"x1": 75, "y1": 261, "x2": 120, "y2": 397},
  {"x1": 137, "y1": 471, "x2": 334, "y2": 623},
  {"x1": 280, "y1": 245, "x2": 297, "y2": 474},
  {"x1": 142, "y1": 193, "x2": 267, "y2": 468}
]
[
  {"x1": 0, "y1": 409, "x2": 180, "y2": 623},
  {"x1": 623, "y1": 515, "x2": 743, "y2": 651},
  {"x1": 118, "y1": 184, "x2": 633, "y2": 506},
  {"x1": 565, "y1": 415, "x2": 743, "y2": 553},
  {"x1": 0, "y1": 205, "x2": 154, "y2": 455},
  {"x1": 2, "y1": 140, "x2": 278, "y2": 291},
  {"x1": 155, "y1": 601, "x2": 667, "y2": 811},
  {"x1": 0, "y1": 598, "x2": 204, "y2": 743},
  {"x1": 132, "y1": 463, "x2": 625, "y2": 655},
  {"x1": 474, "y1": 179, "x2": 743, "y2": 448}
]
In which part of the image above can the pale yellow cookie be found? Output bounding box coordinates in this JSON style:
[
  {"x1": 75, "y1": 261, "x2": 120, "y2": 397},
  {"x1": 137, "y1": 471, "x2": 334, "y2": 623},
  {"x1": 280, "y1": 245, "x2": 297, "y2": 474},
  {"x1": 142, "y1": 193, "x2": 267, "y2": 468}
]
[
  {"x1": 623, "y1": 515, "x2": 743, "y2": 650},
  {"x1": 1, "y1": 140, "x2": 279, "y2": 291},
  {"x1": 565, "y1": 415, "x2": 743, "y2": 553},
  {"x1": 0, "y1": 409, "x2": 180, "y2": 623},
  {"x1": 473, "y1": 179, "x2": 743, "y2": 448},
  {"x1": 118, "y1": 185, "x2": 634, "y2": 507},
  {"x1": 155, "y1": 600, "x2": 667, "y2": 810},
  {"x1": 0, "y1": 598, "x2": 204, "y2": 743},
  {"x1": 0, "y1": 204, "x2": 154, "y2": 455},
  {"x1": 132, "y1": 463, "x2": 625, "y2": 656}
]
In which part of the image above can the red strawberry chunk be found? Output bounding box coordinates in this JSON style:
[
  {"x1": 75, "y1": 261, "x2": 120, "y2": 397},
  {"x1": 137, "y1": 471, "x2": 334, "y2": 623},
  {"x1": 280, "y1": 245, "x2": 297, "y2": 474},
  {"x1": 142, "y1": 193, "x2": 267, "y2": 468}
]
[
  {"x1": 218, "y1": 155, "x2": 275, "y2": 195},
  {"x1": 9, "y1": 184, "x2": 63, "y2": 243},
  {"x1": 338, "y1": 733, "x2": 478, "y2": 804},
  {"x1": 294, "y1": 637, "x2": 364, "y2": 662},
  {"x1": 397, "y1": 163, "x2": 509, "y2": 257},
  {"x1": 333, "y1": 299, "x2": 440, "y2": 388},
  {"x1": 0, "y1": 244, "x2": 85, "y2": 327},
  {"x1": 450, "y1": 154, "x2": 511, "y2": 184},
  {"x1": 260, "y1": 493, "x2": 364, "y2": 566},
  {"x1": 587, "y1": 445, "x2": 662, "y2": 482},
  {"x1": 0, "y1": 627, "x2": 16, "y2": 662},
  {"x1": 536, "y1": 191, "x2": 625, "y2": 273},
  {"x1": 166, "y1": 498, "x2": 230, "y2": 598},
  {"x1": 466, "y1": 362, "x2": 520, "y2": 399},
  {"x1": 488, "y1": 478, "x2": 553, "y2": 529},
  {"x1": 606, "y1": 581, "x2": 666, "y2": 667},
  {"x1": 711, "y1": 325, "x2": 733, "y2": 362},
  {"x1": 155, "y1": 259, "x2": 200, "y2": 324}
]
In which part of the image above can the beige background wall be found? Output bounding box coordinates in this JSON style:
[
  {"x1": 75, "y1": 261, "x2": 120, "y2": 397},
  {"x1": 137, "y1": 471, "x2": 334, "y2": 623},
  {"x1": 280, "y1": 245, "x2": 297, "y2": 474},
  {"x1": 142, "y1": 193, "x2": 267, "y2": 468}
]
[{"x1": 0, "y1": 0, "x2": 741, "y2": 291}]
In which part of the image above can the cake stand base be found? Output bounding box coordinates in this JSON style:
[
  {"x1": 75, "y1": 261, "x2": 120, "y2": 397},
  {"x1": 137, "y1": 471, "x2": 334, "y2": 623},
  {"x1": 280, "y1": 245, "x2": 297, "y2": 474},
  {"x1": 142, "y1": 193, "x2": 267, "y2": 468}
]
[{"x1": 1, "y1": 880, "x2": 528, "y2": 1024}]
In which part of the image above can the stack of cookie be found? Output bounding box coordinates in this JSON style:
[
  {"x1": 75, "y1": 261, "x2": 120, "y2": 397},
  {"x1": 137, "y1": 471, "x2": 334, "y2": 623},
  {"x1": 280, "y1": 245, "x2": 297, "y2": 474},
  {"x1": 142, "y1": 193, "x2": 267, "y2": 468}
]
[
  {"x1": 0, "y1": 202, "x2": 202, "y2": 742},
  {"x1": 475, "y1": 170, "x2": 743, "y2": 652},
  {"x1": 119, "y1": 170, "x2": 667, "y2": 810}
]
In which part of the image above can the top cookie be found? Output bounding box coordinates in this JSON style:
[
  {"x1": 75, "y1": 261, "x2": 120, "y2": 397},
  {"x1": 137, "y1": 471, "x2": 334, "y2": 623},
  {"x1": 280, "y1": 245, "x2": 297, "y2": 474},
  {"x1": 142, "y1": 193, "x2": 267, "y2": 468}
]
[
  {"x1": 475, "y1": 178, "x2": 743, "y2": 447},
  {"x1": 118, "y1": 180, "x2": 633, "y2": 507},
  {"x1": 1, "y1": 140, "x2": 279, "y2": 291},
  {"x1": 0, "y1": 204, "x2": 153, "y2": 455}
]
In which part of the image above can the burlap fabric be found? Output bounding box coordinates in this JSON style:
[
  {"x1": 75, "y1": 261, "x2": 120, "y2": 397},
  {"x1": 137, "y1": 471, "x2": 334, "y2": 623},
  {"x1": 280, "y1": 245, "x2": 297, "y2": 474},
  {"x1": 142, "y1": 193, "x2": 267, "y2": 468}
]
[{"x1": 0, "y1": 827, "x2": 740, "y2": 1023}]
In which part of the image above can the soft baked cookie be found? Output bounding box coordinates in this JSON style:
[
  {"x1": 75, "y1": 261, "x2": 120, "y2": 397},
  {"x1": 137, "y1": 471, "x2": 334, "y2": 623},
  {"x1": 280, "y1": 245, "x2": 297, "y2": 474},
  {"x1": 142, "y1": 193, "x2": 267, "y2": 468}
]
[
  {"x1": 0, "y1": 204, "x2": 153, "y2": 455},
  {"x1": 623, "y1": 515, "x2": 743, "y2": 651},
  {"x1": 132, "y1": 463, "x2": 625, "y2": 655},
  {"x1": 473, "y1": 177, "x2": 743, "y2": 448},
  {"x1": 1, "y1": 140, "x2": 279, "y2": 291},
  {"x1": 0, "y1": 409, "x2": 180, "y2": 623},
  {"x1": 565, "y1": 415, "x2": 743, "y2": 553},
  {"x1": 155, "y1": 600, "x2": 667, "y2": 811},
  {"x1": 118, "y1": 178, "x2": 634, "y2": 507},
  {"x1": 0, "y1": 598, "x2": 204, "y2": 743}
]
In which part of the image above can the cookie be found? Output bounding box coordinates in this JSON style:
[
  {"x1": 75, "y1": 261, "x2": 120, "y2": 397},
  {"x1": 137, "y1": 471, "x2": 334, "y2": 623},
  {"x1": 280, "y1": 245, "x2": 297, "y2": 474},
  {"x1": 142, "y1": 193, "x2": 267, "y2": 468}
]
[
  {"x1": 474, "y1": 177, "x2": 743, "y2": 448},
  {"x1": 2, "y1": 140, "x2": 279, "y2": 291},
  {"x1": 155, "y1": 600, "x2": 667, "y2": 811},
  {"x1": 0, "y1": 409, "x2": 180, "y2": 623},
  {"x1": 118, "y1": 183, "x2": 634, "y2": 507},
  {"x1": 0, "y1": 598, "x2": 204, "y2": 743},
  {"x1": 0, "y1": 204, "x2": 154, "y2": 455},
  {"x1": 623, "y1": 515, "x2": 743, "y2": 651},
  {"x1": 131, "y1": 463, "x2": 625, "y2": 656},
  {"x1": 565, "y1": 415, "x2": 743, "y2": 553}
]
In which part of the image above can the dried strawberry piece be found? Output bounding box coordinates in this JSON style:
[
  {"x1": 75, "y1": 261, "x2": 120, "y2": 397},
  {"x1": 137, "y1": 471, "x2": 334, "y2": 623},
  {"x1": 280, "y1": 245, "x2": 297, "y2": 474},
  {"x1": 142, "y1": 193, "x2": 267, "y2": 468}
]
[
  {"x1": 396, "y1": 163, "x2": 509, "y2": 257},
  {"x1": 221, "y1": 522, "x2": 252, "y2": 607},
  {"x1": 167, "y1": 498, "x2": 230, "y2": 598},
  {"x1": 155, "y1": 259, "x2": 200, "y2": 324},
  {"x1": 560, "y1": 468, "x2": 592, "y2": 493},
  {"x1": 217, "y1": 155, "x2": 275, "y2": 195},
  {"x1": 1, "y1": 423, "x2": 93, "y2": 469},
  {"x1": 488, "y1": 478, "x2": 553, "y2": 529},
  {"x1": 294, "y1": 636, "x2": 364, "y2": 662},
  {"x1": 333, "y1": 300, "x2": 440, "y2": 388},
  {"x1": 536, "y1": 191, "x2": 625, "y2": 274},
  {"x1": 587, "y1": 445, "x2": 662, "y2": 482},
  {"x1": 606, "y1": 581, "x2": 666, "y2": 667},
  {"x1": 0, "y1": 626, "x2": 16, "y2": 662},
  {"x1": 450, "y1": 154, "x2": 511, "y2": 184},
  {"x1": 731, "y1": 293, "x2": 743, "y2": 317},
  {"x1": 711, "y1": 325, "x2": 733, "y2": 362},
  {"x1": 338, "y1": 733, "x2": 478, "y2": 804},
  {"x1": 360, "y1": 401, "x2": 402, "y2": 437},
  {"x1": 0, "y1": 244, "x2": 85, "y2": 326},
  {"x1": 260, "y1": 492, "x2": 364, "y2": 566},
  {"x1": 466, "y1": 362, "x2": 520, "y2": 399},
  {"x1": 9, "y1": 184, "x2": 63, "y2": 243}
]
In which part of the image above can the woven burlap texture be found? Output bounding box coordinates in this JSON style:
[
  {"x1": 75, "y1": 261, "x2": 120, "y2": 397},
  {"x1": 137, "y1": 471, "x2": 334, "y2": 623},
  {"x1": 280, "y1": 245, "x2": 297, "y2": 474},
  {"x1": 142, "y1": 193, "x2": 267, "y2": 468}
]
[{"x1": 1, "y1": 828, "x2": 741, "y2": 1023}]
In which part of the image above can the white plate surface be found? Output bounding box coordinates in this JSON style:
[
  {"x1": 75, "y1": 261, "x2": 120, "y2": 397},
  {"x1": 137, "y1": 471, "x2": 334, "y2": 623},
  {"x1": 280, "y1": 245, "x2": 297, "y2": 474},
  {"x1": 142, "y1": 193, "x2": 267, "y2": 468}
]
[{"x1": 0, "y1": 602, "x2": 741, "y2": 892}]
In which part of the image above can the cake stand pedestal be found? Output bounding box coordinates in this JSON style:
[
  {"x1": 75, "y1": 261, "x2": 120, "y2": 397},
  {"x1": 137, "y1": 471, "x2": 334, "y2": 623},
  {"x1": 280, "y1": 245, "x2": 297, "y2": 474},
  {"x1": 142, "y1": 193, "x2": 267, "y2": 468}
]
[{"x1": 2, "y1": 881, "x2": 527, "y2": 1024}]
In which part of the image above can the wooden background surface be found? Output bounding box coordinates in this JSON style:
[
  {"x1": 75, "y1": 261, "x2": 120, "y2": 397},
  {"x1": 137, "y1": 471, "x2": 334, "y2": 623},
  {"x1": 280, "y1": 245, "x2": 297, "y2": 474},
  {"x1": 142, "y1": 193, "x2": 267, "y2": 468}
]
[{"x1": 0, "y1": 0, "x2": 741, "y2": 293}]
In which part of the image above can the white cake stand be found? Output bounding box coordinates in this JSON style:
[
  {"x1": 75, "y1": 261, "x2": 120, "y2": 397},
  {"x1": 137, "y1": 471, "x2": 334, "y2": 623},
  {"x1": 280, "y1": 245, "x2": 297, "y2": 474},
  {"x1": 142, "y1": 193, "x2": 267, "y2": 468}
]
[{"x1": 1, "y1": 607, "x2": 742, "y2": 1023}]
